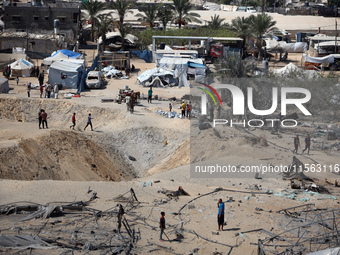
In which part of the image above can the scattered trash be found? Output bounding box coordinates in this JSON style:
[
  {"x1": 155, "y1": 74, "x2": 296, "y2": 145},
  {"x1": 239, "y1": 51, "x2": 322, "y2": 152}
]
[{"x1": 141, "y1": 181, "x2": 152, "y2": 187}]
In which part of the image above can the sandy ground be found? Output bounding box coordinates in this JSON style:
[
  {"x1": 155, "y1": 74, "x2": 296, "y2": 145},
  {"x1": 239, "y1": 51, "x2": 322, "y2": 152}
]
[{"x1": 1, "y1": 52, "x2": 340, "y2": 254}]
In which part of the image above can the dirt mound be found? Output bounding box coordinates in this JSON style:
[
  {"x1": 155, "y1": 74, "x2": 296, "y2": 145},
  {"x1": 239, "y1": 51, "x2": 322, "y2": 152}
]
[
  {"x1": 0, "y1": 130, "x2": 136, "y2": 181},
  {"x1": 145, "y1": 139, "x2": 190, "y2": 176}
]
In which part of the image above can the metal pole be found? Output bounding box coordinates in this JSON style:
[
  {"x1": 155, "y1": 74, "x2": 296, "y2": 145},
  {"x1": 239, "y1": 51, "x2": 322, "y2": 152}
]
[{"x1": 335, "y1": 20, "x2": 337, "y2": 54}]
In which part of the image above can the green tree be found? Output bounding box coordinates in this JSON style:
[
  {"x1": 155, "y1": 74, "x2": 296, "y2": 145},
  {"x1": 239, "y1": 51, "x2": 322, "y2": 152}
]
[
  {"x1": 157, "y1": 5, "x2": 175, "y2": 30},
  {"x1": 208, "y1": 14, "x2": 226, "y2": 30},
  {"x1": 230, "y1": 16, "x2": 251, "y2": 56},
  {"x1": 173, "y1": 0, "x2": 201, "y2": 29},
  {"x1": 117, "y1": 22, "x2": 131, "y2": 50},
  {"x1": 136, "y1": 4, "x2": 159, "y2": 28},
  {"x1": 109, "y1": 0, "x2": 135, "y2": 24},
  {"x1": 248, "y1": 13, "x2": 276, "y2": 39},
  {"x1": 96, "y1": 13, "x2": 115, "y2": 52},
  {"x1": 81, "y1": 0, "x2": 106, "y2": 41}
]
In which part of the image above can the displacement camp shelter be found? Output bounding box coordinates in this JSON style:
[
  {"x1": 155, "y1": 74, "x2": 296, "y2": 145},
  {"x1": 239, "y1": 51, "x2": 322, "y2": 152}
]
[
  {"x1": 10, "y1": 58, "x2": 34, "y2": 77},
  {"x1": 0, "y1": 76, "x2": 9, "y2": 93},
  {"x1": 48, "y1": 61, "x2": 84, "y2": 90}
]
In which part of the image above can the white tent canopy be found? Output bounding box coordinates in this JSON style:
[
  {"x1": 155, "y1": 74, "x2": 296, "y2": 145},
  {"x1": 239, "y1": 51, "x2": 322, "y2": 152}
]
[
  {"x1": 10, "y1": 58, "x2": 34, "y2": 77},
  {"x1": 305, "y1": 55, "x2": 335, "y2": 64},
  {"x1": 0, "y1": 76, "x2": 9, "y2": 93},
  {"x1": 43, "y1": 52, "x2": 70, "y2": 65},
  {"x1": 48, "y1": 61, "x2": 84, "y2": 89}
]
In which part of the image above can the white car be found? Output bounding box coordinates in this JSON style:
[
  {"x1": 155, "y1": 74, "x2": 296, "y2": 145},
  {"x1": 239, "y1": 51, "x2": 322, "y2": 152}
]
[
  {"x1": 86, "y1": 71, "x2": 103, "y2": 89},
  {"x1": 236, "y1": 6, "x2": 257, "y2": 13}
]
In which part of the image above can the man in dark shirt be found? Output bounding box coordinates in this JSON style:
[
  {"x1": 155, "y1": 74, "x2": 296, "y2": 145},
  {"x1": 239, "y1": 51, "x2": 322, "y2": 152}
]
[
  {"x1": 302, "y1": 134, "x2": 311, "y2": 154},
  {"x1": 218, "y1": 198, "x2": 225, "y2": 231},
  {"x1": 159, "y1": 212, "x2": 165, "y2": 241},
  {"x1": 293, "y1": 135, "x2": 300, "y2": 154}
]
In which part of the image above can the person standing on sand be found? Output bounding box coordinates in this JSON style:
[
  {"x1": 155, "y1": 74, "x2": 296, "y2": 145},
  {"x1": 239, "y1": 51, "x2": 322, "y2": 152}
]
[
  {"x1": 53, "y1": 83, "x2": 59, "y2": 99},
  {"x1": 187, "y1": 101, "x2": 192, "y2": 119},
  {"x1": 293, "y1": 135, "x2": 300, "y2": 154},
  {"x1": 38, "y1": 109, "x2": 43, "y2": 129},
  {"x1": 84, "y1": 113, "x2": 93, "y2": 131},
  {"x1": 148, "y1": 87, "x2": 152, "y2": 103},
  {"x1": 302, "y1": 134, "x2": 311, "y2": 154},
  {"x1": 40, "y1": 83, "x2": 43, "y2": 98},
  {"x1": 41, "y1": 110, "x2": 48, "y2": 129},
  {"x1": 27, "y1": 82, "x2": 31, "y2": 97},
  {"x1": 181, "y1": 100, "x2": 186, "y2": 119},
  {"x1": 70, "y1": 113, "x2": 76, "y2": 130},
  {"x1": 217, "y1": 198, "x2": 225, "y2": 231},
  {"x1": 16, "y1": 76, "x2": 19, "y2": 86},
  {"x1": 159, "y1": 212, "x2": 166, "y2": 241}
]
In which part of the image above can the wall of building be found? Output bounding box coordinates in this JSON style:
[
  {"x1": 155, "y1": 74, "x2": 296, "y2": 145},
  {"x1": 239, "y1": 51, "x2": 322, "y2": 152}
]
[{"x1": 4, "y1": 5, "x2": 80, "y2": 38}]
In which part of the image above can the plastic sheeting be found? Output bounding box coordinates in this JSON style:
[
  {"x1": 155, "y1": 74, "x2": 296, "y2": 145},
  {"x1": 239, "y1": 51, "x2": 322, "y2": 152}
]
[
  {"x1": 264, "y1": 38, "x2": 308, "y2": 53},
  {"x1": 48, "y1": 61, "x2": 84, "y2": 90},
  {"x1": 305, "y1": 55, "x2": 335, "y2": 64},
  {"x1": 131, "y1": 50, "x2": 153, "y2": 63},
  {"x1": 51, "y1": 49, "x2": 81, "y2": 59},
  {"x1": 137, "y1": 68, "x2": 174, "y2": 84}
]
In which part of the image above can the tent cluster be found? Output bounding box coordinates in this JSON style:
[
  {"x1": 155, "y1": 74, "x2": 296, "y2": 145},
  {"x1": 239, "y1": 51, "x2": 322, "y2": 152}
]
[
  {"x1": 43, "y1": 49, "x2": 86, "y2": 91},
  {"x1": 137, "y1": 52, "x2": 207, "y2": 88}
]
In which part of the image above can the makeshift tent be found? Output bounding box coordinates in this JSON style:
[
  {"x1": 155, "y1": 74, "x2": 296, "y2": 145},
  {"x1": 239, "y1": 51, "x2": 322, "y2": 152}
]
[
  {"x1": 273, "y1": 62, "x2": 319, "y2": 78},
  {"x1": 10, "y1": 58, "x2": 34, "y2": 77},
  {"x1": 0, "y1": 76, "x2": 9, "y2": 93},
  {"x1": 48, "y1": 61, "x2": 84, "y2": 89},
  {"x1": 51, "y1": 49, "x2": 82, "y2": 59},
  {"x1": 305, "y1": 55, "x2": 334, "y2": 64},
  {"x1": 131, "y1": 50, "x2": 153, "y2": 63},
  {"x1": 43, "y1": 51, "x2": 70, "y2": 65},
  {"x1": 264, "y1": 38, "x2": 308, "y2": 53},
  {"x1": 137, "y1": 68, "x2": 176, "y2": 87}
]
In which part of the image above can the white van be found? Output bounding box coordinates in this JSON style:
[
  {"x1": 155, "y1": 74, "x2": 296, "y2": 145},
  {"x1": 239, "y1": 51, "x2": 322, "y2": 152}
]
[
  {"x1": 236, "y1": 6, "x2": 257, "y2": 13},
  {"x1": 86, "y1": 71, "x2": 103, "y2": 89}
]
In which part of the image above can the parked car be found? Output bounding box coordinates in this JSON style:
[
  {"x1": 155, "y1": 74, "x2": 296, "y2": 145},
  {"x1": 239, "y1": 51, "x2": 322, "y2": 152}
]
[
  {"x1": 236, "y1": 6, "x2": 257, "y2": 13},
  {"x1": 86, "y1": 71, "x2": 104, "y2": 89}
]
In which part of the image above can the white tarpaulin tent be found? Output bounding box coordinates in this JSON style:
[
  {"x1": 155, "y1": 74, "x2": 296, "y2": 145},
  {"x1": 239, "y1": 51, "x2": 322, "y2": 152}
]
[
  {"x1": 43, "y1": 51, "x2": 70, "y2": 65},
  {"x1": 264, "y1": 38, "x2": 308, "y2": 53},
  {"x1": 48, "y1": 61, "x2": 84, "y2": 89},
  {"x1": 138, "y1": 68, "x2": 175, "y2": 87},
  {"x1": 305, "y1": 55, "x2": 335, "y2": 64},
  {"x1": 0, "y1": 76, "x2": 9, "y2": 93},
  {"x1": 10, "y1": 58, "x2": 34, "y2": 77}
]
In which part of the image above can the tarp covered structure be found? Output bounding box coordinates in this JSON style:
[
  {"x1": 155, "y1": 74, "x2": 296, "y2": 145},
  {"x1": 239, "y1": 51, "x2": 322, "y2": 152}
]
[
  {"x1": 131, "y1": 50, "x2": 153, "y2": 63},
  {"x1": 0, "y1": 76, "x2": 9, "y2": 93},
  {"x1": 305, "y1": 55, "x2": 335, "y2": 64},
  {"x1": 137, "y1": 68, "x2": 175, "y2": 87},
  {"x1": 48, "y1": 61, "x2": 84, "y2": 90},
  {"x1": 51, "y1": 49, "x2": 82, "y2": 59},
  {"x1": 264, "y1": 38, "x2": 308, "y2": 53},
  {"x1": 10, "y1": 58, "x2": 34, "y2": 77},
  {"x1": 273, "y1": 62, "x2": 319, "y2": 78}
]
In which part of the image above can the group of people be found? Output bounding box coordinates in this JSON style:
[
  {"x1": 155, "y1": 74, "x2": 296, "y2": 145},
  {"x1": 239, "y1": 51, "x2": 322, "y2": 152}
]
[
  {"x1": 293, "y1": 134, "x2": 311, "y2": 154},
  {"x1": 159, "y1": 198, "x2": 227, "y2": 242},
  {"x1": 39, "y1": 82, "x2": 59, "y2": 99},
  {"x1": 181, "y1": 100, "x2": 192, "y2": 119},
  {"x1": 37, "y1": 112, "x2": 94, "y2": 131}
]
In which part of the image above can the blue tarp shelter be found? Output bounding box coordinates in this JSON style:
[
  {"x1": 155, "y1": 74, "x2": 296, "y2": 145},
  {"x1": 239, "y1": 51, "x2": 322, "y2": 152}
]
[
  {"x1": 131, "y1": 50, "x2": 152, "y2": 63},
  {"x1": 52, "y1": 49, "x2": 82, "y2": 59}
]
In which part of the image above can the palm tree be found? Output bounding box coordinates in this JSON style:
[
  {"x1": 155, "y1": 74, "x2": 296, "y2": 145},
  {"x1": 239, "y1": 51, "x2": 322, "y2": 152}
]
[
  {"x1": 248, "y1": 13, "x2": 277, "y2": 56},
  {"x1": 109, "y1": 0, "x2": 135, "y2": 24},
  {"x1": 81, "y1": 0, "x2": 106, "y2": 41},
  {"x1": 157, "y1": 4, "x2": 174, "y2": 30},
  {"x1": 96, "y1": 13, "x2": 115, "y2": 52},
  {"x1": 208, "y1": 14, "x2": 226, "y2": 30},
  {"x1": 135, "y1": 4, "x2": 159, "y2": 28},
  {"x1": 230, "y1": 16, "x2": 251, "y2": 57},
  {"x1": 117, "y1": 22, "x2": 131, "y2": 50},
  {"x1": 172, "y1": 0, "x2": 201, "y2": 29}
]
